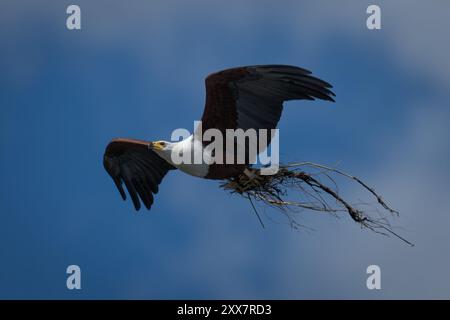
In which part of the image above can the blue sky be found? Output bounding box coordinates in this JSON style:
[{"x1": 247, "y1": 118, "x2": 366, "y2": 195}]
[{"x1": 1, "y1": 0, "x2": 450, "y2": 299}]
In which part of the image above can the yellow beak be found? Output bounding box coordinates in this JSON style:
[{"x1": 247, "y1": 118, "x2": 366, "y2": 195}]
[{"x1": 150, "y1": 141, "x2": 164, "y2": 151}]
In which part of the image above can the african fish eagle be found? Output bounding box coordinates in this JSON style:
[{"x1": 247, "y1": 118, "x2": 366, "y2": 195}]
[{"x1": 103, "y1": 65, "x2": 335, "y2": 210}]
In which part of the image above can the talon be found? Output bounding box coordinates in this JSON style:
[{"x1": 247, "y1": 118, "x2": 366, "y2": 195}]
[{"x1": 243, "y1": 168, "x2": 257, "y2": 179}]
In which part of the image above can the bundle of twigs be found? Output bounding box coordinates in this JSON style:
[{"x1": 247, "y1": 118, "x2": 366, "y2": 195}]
[{"x1": 221, "y1": 162, "x2": 413, "y2": 246}]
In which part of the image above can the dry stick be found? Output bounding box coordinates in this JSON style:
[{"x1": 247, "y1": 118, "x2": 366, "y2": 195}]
[
  {"x1": 293, "y1": 171, "x2": 414, "y2": 246},
  {"x1": 221, "y1": 162, "x2": 413, "y2": 246},
  {"x1": 284, "y1": 162, "x2": 399, "y2": 215},
  {"x1": 247, "y1": 195, "x2": 266, "y2": 229}
]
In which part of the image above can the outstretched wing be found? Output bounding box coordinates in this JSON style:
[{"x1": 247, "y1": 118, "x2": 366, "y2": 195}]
[
  {"x1": 103, "y1": 138, "x2": 175, "y2": 210},
  {"x1": 199, "y1": 65, "x2": 335, "y2": 178},
  {"x1": 201, "y1": 64, "x2": 335, "y2": 135}
]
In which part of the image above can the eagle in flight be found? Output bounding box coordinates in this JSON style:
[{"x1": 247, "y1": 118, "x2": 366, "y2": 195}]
[{"x1": 103, "y1": 65, "x2": 335, "y2": 210}]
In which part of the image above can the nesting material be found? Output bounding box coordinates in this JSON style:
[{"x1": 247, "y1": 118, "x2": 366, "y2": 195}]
[{"x1": 221, "y1": 162, "x2": 413, "y2": 246}]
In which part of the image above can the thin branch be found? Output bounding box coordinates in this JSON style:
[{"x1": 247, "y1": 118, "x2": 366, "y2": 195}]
[
  {"x1": 220, "y1": 162, "x2": 413, "y2": 246},
  {"x1": 247, "y1": 195, "x2": 265, "y2": 229}
]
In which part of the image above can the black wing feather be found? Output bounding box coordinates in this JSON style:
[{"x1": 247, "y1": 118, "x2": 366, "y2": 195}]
[
  {"x1": 200, "y1": 64, "x2": 335, "y2": 179},
  {"x1": 103, "y1": 138, "x2": 175, "y2": 210}
]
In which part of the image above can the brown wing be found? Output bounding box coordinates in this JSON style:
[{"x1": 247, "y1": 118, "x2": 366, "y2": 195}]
[
  {"x1": 201, "y1": 64, "x2": 335, "y2": 134},
  {"x1": 103, "y1": 138, "x2": 175, "y2": 210},
  {"x1": 200, "y1": 65, "x2": 335, "y2": 178}
]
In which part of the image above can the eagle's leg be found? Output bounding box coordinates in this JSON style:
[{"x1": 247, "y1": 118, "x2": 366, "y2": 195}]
[
  {"x1": 243, "y1": 168, "x2": 258, "y2": 180},
  {"x1": 241, "y1": 167, "x2": 266, "y2": 190}
]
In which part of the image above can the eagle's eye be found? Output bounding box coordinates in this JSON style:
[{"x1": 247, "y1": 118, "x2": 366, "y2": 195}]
[{"x1": 160, "y1": 142, "x2": 166, "y2": 147}]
